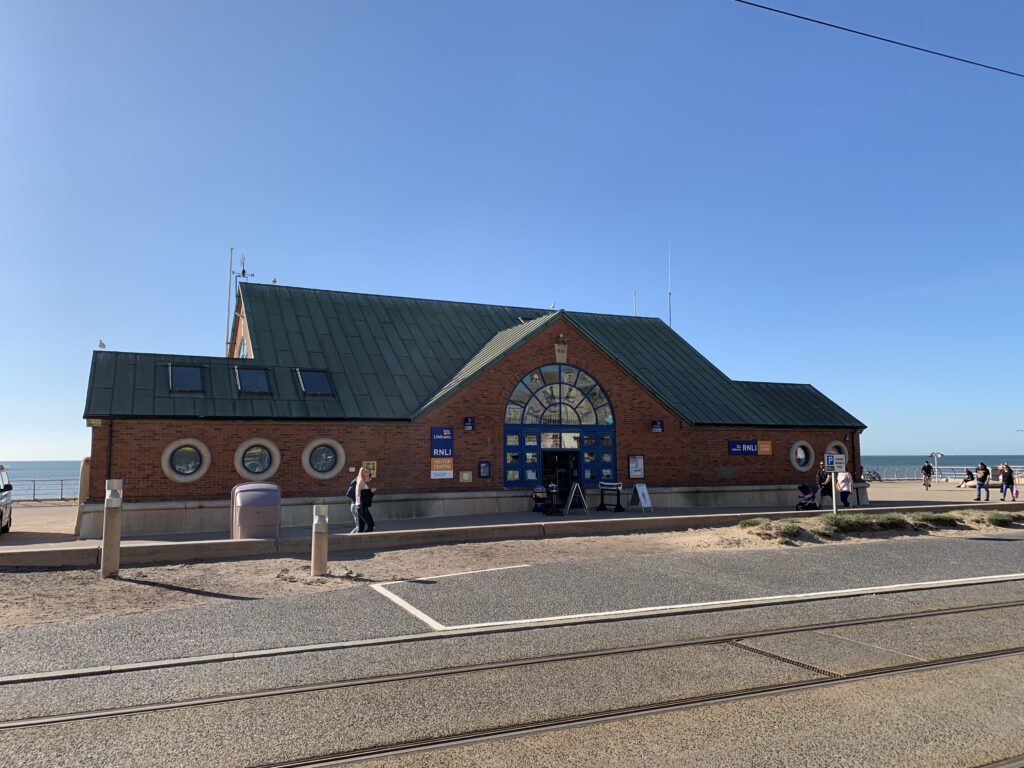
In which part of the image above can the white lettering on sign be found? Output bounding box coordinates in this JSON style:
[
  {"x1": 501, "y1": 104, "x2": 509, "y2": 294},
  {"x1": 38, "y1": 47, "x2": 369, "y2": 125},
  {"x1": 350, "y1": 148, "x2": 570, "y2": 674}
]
[{"x1": 825, "y1": 453, "x2": 847, "y2": 472}]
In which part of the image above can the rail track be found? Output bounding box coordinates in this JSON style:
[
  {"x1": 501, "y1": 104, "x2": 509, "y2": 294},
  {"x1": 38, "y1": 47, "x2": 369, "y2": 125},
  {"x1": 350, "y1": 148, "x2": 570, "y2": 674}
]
[
  {"x1": 252, "y1": 646, "x2": 1024, "y2": 767},
  {"x1": 3, "y1": 596, "x2": 1023, "y2": 767}
]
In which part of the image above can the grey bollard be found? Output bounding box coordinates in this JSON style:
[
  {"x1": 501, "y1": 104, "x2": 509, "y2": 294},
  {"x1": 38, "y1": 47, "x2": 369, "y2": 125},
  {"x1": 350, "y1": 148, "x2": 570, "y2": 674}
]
[
  {"x1": 311, "y1": 504, "x2": 329, "y2": 577},
  {"x1": 100, "y1": 479, "x2": 123, "y2": 578}
]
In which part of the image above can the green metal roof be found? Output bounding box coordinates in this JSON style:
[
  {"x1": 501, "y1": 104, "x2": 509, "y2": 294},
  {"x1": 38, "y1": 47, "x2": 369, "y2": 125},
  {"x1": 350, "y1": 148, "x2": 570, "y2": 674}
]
[
  {"x1": 412, "y1": 311, "x2": 560, "y2": 418},
  {"x1": 84, "y1": 352, "x2": 360, "y2": 420},
  {"x1": 564, "y1": 313, "x2": 865, "y2": 428},
  {"x1": 83, "y1": 283, "x2": 864, "y2": 429}
]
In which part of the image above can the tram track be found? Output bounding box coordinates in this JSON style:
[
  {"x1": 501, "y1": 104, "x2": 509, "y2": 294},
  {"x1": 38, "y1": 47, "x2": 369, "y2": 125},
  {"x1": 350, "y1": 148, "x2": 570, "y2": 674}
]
[
  {"x1": 3, "y1": 598, "x2": 1023, "y2": 734},
  {"x1": 251, "y1": 646, "x2": 1024, "y2": 767}
]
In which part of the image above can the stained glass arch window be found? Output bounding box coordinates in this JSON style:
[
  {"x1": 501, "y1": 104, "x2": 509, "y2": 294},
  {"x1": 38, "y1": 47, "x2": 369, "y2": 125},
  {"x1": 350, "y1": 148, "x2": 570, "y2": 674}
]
[{"x1": 504, "y1": 365, "x2": 614, "y2": 426}]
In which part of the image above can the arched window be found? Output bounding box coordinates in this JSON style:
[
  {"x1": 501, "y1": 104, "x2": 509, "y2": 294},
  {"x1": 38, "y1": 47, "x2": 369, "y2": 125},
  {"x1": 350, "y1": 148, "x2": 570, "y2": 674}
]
[
  {"x1": 503, "y1": 364, "x2": 615, "y2": 487},
  {"x1": 504, "y1": 364, "x2": 614, "y2": 427}
]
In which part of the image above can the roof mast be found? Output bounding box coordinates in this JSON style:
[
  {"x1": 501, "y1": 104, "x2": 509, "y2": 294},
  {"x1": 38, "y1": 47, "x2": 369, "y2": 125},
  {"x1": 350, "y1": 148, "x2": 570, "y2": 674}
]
[
  {"x1": 668, "y1": 241, "x2": 673, "y2": 329},
  {"x1": 225, "y1": 247, "x2": 234, "y2": 356}
]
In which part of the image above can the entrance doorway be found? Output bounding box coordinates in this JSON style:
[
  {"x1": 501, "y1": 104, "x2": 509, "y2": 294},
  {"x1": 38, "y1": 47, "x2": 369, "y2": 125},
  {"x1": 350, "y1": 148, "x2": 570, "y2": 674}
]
[{"x1": 543, "y1": 450, "x2": 579, "y2": 508}]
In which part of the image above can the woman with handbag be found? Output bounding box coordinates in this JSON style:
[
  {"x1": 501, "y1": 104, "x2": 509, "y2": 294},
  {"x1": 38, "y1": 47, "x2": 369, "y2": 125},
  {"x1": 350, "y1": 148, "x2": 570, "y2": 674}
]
[
  {"x1": 1000, "y1": 464, "x2": 1015, "y2": 501},
  {"x1": 350, "y1": 466, "x2": 377, "y2": 533}
]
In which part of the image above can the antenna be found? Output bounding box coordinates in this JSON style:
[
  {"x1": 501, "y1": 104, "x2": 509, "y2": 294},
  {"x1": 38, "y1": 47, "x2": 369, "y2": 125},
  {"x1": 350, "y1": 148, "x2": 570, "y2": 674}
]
[
  {"x1": 668, "y1": 241, "x2": 673, "y2": 328},
  {"x1": 225, "y1": 247, "x2": 234, "y2": 356}
]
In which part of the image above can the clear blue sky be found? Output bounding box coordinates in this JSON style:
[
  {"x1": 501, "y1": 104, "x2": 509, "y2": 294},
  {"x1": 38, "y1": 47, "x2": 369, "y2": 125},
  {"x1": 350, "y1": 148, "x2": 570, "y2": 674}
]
[{"x1": 3, "y1": 0, "x2": 1022, "y2": 460}]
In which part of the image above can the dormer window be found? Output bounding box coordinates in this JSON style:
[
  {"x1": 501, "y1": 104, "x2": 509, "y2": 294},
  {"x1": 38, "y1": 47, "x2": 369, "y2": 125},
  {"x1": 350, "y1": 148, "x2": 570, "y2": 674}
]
[
  {"x1": 169, "y1": 365, "x2": 203, "y2": 393},
  {"x1": 297, "y1": 369, "x2": 333, "y2": 396},
  {"x1": 236, "y1": 367, "x2": 271, "y2": 394}
]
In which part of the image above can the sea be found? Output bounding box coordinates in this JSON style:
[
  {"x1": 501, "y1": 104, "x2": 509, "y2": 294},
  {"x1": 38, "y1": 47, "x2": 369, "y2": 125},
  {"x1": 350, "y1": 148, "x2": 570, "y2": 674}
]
[{"x1": 0, "y1": 460, "x2": 81, "y2": 500}]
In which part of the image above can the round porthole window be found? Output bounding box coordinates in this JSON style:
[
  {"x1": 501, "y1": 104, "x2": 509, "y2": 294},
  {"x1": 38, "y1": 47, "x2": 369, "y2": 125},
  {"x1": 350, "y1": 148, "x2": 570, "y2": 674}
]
[
  {"x1": 790, "y1": 441, "x2": 815, "y2": 472},
  {"x1": 310, "y1": 445, "x2": 337, "y2": 473},
  {"x1": 234, "y1": 438, "x2": 281, "y2": 481},
  {"x1": 172, "y1": 446, "x2": 202, "y2": 476},
  {"x1": 242, "y1": 445, "x2": 273, "y2": 475},
  {"x1": 825, "y1": 440, "x2": 847, "y2": 459},
  {"x1": 161, "y1": 438, "x2": 212, "y2": 483},
  {"x1": 301, "y1": 438, "x2": 346, "y2": 480}
]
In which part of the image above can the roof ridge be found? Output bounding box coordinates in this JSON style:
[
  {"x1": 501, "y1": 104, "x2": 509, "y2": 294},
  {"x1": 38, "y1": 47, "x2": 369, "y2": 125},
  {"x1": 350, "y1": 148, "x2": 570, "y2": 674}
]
[
  {"x1": 240, "y1": 281, "x2": 545, "y2": 315},
  {"x1": 242, "y1": 282, "x2": 673, "y2": 323}
]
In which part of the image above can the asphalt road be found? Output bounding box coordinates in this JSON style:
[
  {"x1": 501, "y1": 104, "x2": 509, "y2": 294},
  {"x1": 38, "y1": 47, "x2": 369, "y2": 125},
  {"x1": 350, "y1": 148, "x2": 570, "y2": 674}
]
[{"x1": 1, "y1": 533, "x2": 1023, "y2": 766}]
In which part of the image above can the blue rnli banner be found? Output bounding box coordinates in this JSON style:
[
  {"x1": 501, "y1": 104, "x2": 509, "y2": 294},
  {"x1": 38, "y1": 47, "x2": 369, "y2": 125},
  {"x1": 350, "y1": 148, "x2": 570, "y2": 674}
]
[
  {"x1": 728, "y1": 440, "x2": 758, "y2": 455},
  {"x1": 430, "y1": 426, "x2": 454, "y2": 479}
]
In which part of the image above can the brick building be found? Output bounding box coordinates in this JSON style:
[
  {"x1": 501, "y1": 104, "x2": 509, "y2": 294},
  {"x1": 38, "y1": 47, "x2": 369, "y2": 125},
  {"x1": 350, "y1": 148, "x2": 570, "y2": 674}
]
[{"x1": 79, "y1": 283, "x2": 865, "y2": 537}]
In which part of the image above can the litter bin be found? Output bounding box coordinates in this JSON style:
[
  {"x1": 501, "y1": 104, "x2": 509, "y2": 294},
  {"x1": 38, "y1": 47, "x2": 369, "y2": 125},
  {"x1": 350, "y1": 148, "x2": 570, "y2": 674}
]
[
  {"x1": 231, "y1": 482, "x2": 281, "y2": 539},
  {"x1": 531, "y1": 486, "x2": 549, "y2": 514}
]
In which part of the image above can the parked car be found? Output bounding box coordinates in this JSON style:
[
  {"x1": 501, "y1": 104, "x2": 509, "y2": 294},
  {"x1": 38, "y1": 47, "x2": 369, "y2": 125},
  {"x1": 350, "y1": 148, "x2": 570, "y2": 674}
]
[{"x1": 0, "y1": 465, "x2": 12, "y2": 534}]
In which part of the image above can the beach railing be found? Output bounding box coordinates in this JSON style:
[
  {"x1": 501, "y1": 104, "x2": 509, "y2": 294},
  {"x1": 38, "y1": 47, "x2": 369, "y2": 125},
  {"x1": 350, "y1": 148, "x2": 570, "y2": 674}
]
[
  {"x1": 10, "y1": 479, "x2": 79, "y2": 501},
  {"x1": 864, "y1": 465, "x2": 1023, "y2": 482}
]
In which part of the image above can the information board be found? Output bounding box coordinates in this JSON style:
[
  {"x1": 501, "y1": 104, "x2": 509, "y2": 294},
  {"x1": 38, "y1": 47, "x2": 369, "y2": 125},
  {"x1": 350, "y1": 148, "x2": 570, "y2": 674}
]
[
  {"x1": 430, "y1": 426, "x2": 454, "y2": 479},
  {"x1": 562, "y1": 482, "x2": 590, "y2": 516},
  {"x1": 628, "y1": 454, "x2": 645, "y2": 479},
  {"x1": 629, "y1": 483, "x2": 654, "y2": 514}
]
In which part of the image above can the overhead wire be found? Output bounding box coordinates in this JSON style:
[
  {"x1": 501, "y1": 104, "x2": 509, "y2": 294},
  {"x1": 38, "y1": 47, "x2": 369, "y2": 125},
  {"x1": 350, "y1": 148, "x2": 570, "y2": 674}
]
[{"x1": 735, "y1": 0, "x2": 1024, "y2": 80}]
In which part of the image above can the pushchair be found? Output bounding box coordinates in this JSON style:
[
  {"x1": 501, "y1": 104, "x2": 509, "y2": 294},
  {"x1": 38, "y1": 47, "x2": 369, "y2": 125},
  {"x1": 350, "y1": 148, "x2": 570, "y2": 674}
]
[{"x1": 795, "y1": 483, "x2": 819, "y2": 511}]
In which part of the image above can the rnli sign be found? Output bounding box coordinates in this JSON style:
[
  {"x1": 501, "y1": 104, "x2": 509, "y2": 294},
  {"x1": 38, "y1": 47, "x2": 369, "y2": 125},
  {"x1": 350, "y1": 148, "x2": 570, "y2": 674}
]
[
  {"x1": 430, "y1": 426, "x2": 454, "y2": 479},
  {"x1": 728, "y1": 440, "x2": 758, "y2": 455},
  {"x1": 728, "y1": 440, "x2": 773, "y2": 456}
]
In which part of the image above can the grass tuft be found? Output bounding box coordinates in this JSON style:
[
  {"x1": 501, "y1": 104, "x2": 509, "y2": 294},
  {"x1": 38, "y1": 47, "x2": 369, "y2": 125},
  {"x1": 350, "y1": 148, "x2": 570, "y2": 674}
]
[
  {"x1": 739, "y1": 517, "x2": 771, "y2": 529},
  {"x1": 820, "y1": 514, "x2": 874, "y2": 533},
  {"x1": 777, "y1": 521, "x2": 804, "y2": 539},
  {"x1": 875, "y1": 514, "x2": 908, "y2": 530},
  {"x1": 987, "y1": 512, "x2": 1015, "y2": 528},
  {"x1": 909, "y1": 512, "x2": 959, "y2": 528}
]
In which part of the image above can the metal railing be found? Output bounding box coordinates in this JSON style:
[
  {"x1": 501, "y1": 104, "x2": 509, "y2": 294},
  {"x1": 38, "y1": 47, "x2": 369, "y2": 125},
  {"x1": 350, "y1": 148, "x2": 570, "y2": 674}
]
[
  {"x1": 9, "y1": 479, "x2": 79, "y2": 501},
  {"x1": 864, "y1": 465, "x2": 1023, "y2": 482}
]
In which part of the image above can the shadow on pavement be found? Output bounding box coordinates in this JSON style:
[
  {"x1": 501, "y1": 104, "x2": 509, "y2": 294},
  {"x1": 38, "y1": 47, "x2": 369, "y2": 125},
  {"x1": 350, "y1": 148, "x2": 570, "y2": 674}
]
[{"x1": 115, "y1": 576, "x2": 260, "y2": 601}]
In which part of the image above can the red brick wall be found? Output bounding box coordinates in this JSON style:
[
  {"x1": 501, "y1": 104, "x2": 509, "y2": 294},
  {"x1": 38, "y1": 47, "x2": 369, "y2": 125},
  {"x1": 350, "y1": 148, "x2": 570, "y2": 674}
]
[{"x1": 86, "y1": 316, "x2": 862, "y2": 502}]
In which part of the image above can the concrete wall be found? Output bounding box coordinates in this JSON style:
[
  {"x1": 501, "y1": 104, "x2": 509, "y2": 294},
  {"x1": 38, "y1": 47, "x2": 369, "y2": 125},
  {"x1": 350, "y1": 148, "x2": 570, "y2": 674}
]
[{"x1": 76, "y1": 482, "x2": 869, "y2": 539}]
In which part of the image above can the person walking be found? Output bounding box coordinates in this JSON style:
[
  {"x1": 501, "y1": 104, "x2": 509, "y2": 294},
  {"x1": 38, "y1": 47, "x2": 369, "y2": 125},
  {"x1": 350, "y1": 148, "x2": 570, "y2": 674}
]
[
  {"x1": 1001, "y1": 463, "x2": 1016, "y2": 501},
  {"x1": 350, "y1": 467, "x2": 377, "y2": 533},
  {"x1": 816, "y1": 461, "x2": 832, "y2": 505},
  {"x1": 836, "y1": 470, "x2": 853, "y2": 508},
  {"x1": 921, "y1": 460, "x2": 933, "y2": 490},
  {"x1": 975, "y1": 462, "x2": 990, "y2": 502}
]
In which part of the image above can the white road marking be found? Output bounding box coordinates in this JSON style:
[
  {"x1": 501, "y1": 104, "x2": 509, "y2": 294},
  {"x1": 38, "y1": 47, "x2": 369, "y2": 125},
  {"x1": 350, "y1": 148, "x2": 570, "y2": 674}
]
[
  {"x1": 813, "y1": 630, "x2": 927, "y2": 662},
  {"x1": 371, "y1": 584, "x2": 447, "y2": 630},
  {"x1": 3, "y1": 572, "x2": 1023, "y2": 687},
  {"x1": 378, "y1": 564, "x2": 530, "y2": 587},
  {"x1": 440, "y1": 572, "x2": 1024, "y2": 631}
]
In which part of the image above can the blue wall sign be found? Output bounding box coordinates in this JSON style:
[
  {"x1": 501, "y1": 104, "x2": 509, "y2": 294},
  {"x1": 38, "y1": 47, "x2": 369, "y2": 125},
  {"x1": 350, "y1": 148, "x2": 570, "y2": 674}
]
[
  {"x1": 651, "y1": 420, "x2": 664, "y2": 433},
  {"x1": 478, "y1": 460, "x2": 491, "y2": 479},
  {"x1": 464, "y1": 416, "x2": 475, "y2": 431},
  {"x1": 728, "y1": 440, "x2": 759, "y2": 455},
  {"x1": 430, "y1": 426, "x2": 454, "y2": 479}
]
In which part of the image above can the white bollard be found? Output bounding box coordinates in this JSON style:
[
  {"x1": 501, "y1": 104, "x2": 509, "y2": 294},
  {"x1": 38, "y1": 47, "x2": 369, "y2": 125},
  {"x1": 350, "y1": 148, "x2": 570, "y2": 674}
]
[
  {"x1": 100, "y1": 479, "x2": 123, "y2": 578},
  {"x1": 311, "y1": 504, "x2": 329, "y2": 577}
]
